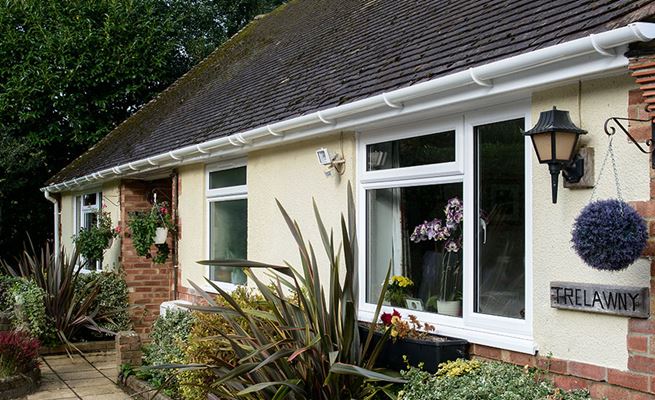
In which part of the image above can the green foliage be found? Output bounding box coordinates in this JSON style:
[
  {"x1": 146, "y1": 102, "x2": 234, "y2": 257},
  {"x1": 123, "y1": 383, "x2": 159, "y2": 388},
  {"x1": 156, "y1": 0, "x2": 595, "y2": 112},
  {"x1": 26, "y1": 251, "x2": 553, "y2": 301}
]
[
  {"x1": 0, "y1": 0, "x2": 285, "y2": 259},
  {"x1": 141, "y1": 308, "x2": 195, "y2": 398},
  {"x1": 73, "y1": 211, "x2": 119, "y2": 263},
  {"x1": 179, "y1": 287, "x2": 275, "y2": 400},
  {"x1": 398, "y1": 360, "x2": 591, "y2": 400},
  {"x1": 171, "y1": 184, "x2": 399, "y2": 399},
  {"x1": 76, "y1": 269, "x2": 131, "y2": 334},
  {"x1": 128, "y1": 203, "x2": 175, "y2": 263},
  {"x1": 0, "y1": 274, "x2": 54, "y2": 343},
  {"x1": 0, "y1": 244, "x2": 108, "y2": 347}
]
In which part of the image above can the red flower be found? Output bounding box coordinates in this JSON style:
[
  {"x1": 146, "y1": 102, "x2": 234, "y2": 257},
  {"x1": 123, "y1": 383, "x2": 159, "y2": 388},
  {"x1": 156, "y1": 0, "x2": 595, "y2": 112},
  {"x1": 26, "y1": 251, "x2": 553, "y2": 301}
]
[
  {"x1": 381, "y1": 309, "x2": 401, "y2": 326},
  {"x1": 160, "y1": 207, "x2": 168, "y2": 215}
]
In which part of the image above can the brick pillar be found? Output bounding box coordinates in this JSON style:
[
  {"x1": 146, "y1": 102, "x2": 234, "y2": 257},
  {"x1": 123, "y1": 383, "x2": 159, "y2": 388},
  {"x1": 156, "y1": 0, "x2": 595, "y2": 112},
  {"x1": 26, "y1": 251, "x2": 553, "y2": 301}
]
[
  {"x1": 116, "y1": 331, "x2": 142, "y2": 369},
  {"x1": 119, "y1": 178, "x2": 174, "y2": 338},
  {"x1": 626, "y1": 55, "x2": 655, "y2": 394}
]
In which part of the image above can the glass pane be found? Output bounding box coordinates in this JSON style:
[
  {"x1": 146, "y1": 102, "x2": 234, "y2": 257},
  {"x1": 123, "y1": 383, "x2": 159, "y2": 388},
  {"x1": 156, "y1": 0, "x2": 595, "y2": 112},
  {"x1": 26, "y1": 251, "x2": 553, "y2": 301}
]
[
  {"x1": 366, "y1": 131, "x2": 456, "y2": 171},
  {"x1": 475, "y1": 118, "x2": 525, "y2": 319},
  {"x1": 366, "y1": 183, "x2": 463, "y2": 317},
  {"x1": 209, "y1": 199, "x2": 247, "y2": 284},
  {"x1": 83, "y1": 212, "x2": 98, "y2": 230},
  {"x1": 82, "y1": 193, "x2": 97, "y2": 207},
  {"x1": 209, "y1": 167, "x2": 246, "y2": 189}
]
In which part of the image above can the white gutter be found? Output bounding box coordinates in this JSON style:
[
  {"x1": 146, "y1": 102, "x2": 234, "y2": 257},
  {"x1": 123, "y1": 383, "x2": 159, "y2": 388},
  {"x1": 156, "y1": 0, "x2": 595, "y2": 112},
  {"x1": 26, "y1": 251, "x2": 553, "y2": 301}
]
[
  {"x1": 43, "y1": 190, "x2": 60, "y2": 260},
  {"x1": 43, "y1": 22, "x2": 655, "y2": 193}
]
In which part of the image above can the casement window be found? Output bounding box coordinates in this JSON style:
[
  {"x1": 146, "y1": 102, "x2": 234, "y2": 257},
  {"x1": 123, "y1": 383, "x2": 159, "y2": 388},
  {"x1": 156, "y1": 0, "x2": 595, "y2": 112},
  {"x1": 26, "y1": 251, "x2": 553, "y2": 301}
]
[
  {"x1": 358, "y1": 101, "x2": 534, "y2": 353},
  {"x1": 74, "y1": 191, "x2": 102, "y2": 271},
  {"x1": 206, "y1": 162, "x2": 248, "y2": 287}
]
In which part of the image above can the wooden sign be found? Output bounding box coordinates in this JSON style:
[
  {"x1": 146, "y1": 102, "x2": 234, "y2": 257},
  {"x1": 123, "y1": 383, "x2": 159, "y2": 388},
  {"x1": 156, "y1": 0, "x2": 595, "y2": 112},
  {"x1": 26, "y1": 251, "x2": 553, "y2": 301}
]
[{"x1": 550, "y1": 281, "x2": 649, "y2": 318}]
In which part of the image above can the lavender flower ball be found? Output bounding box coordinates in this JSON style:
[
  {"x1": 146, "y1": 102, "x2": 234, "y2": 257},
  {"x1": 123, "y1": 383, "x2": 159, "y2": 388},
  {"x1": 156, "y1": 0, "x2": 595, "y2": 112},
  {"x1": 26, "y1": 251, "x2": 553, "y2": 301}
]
[{"x1": 571, "y1": 199, "x2": 648, "y2": 271}]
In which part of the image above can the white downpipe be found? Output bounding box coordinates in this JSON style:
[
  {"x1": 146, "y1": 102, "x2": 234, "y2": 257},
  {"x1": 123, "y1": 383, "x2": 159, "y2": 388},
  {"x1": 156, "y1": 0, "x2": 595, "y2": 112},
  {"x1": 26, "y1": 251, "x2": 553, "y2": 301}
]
[
  {"x1": 43, "y1": 190, "x2": 60, "y2": 260},
  {"x1": 43, "y1": 22, "x2": 655, "y2": 193}
]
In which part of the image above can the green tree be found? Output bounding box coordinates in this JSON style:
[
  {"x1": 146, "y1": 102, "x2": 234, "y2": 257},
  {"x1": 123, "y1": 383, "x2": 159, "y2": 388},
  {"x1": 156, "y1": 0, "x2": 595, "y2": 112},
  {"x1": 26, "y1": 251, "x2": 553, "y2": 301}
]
[{"x1": 0, "y1": 0, "x2": 284, "y2": 258}]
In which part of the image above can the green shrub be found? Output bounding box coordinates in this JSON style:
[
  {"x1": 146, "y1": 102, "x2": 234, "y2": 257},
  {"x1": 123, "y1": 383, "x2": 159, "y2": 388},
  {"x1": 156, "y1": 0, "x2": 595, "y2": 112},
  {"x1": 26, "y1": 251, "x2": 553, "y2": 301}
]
[
  {"x1": 76, "y1": 269, "x2": 131, "y2": 334},
  {"x1": 142, "y1": 308, "x2": 194, "y2": 398},
  {"x1": 0, "y1": 275, "x2": 54, "y2": 343},
  {"x1": 1, "y1": 245, "x2": 109, "y2": 347},
  {"x1": 179, "y1": 287, "x2": 276, "y2": 400},
  {"x1": 398, "y1": 359, "x2": 591, "y2": 400}
]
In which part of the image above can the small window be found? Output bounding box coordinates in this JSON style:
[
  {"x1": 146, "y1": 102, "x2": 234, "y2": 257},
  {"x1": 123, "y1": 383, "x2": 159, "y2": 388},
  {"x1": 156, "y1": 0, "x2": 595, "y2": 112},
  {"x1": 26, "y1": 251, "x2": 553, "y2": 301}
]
[
  {"x1": 366, "y1": 130, "x2": 456, "y2": 171},
  {"x1": 207, "y1": 164, "x2": 248, "y2": 285},
  {"x1": 209, "y1": 166, "x2": 246, "y2": 189}
]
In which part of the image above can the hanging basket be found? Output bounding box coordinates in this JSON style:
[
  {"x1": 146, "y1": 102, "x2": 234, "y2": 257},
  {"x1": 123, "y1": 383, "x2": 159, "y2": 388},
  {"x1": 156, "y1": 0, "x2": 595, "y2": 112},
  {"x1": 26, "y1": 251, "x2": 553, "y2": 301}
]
[
  {"x1": 571, "y1": 199, "x2": 647, "y2": 271},
  {"x1": 153, "y1": 227, "x2": 168, "y2": 244}
]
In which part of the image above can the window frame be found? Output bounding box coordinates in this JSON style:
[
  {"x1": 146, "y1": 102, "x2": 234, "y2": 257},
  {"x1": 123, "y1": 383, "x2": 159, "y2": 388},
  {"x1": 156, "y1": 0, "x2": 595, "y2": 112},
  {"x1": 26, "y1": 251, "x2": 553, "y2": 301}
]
[
  {"x1": 356, "y1": 100, "x2": 535, "y2": 354},
  {"x1": 205, "y1": 159, "x2": 248, "y2": 292},
  {"x1": 73, "y1": 190, "x2": 102, "y2": 272}
]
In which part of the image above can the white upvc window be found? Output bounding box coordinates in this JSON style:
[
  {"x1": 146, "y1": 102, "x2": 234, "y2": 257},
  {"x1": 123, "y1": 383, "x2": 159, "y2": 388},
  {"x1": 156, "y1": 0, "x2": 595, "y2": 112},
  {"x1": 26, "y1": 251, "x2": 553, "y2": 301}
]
[
  {"x1": 73, "y1": 191, "x2": 102, "y2": 271},
  {"x1": 357, "y1": 101, "x2": 534, "y2": 354},
  {"x1": 205, "y1": 160, "x2": 248, "y2": 290}
]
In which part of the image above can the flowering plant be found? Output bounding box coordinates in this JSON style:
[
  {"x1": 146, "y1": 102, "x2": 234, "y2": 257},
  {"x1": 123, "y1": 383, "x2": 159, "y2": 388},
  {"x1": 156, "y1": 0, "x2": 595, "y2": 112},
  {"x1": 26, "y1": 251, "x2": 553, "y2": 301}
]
[
  {"x1": 379, "y1": 309, "x2": 435, "y2": 342},
  {"x1": 385, "y1": 275, "x2": 414, "y2": 307},
  {"x1": 73, "y1": 209, "x2": 120, "y2": 264},
  {"x1": 128, "y1": 201, "x2": 175, "y2": 264},
  {"x1": 410, "y1": 197, "x2": 463, "y2": 301},
  {"x1": 0, "y1": 331, "x2": 40, "y2": 377}
]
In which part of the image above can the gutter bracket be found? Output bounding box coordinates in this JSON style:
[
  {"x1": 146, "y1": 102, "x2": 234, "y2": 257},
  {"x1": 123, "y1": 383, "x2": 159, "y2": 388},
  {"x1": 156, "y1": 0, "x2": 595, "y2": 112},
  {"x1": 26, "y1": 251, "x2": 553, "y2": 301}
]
[
  {"x1": 317, "y1": 111, "x2": 335, "y2": 125},
  {"x1": 227, "y1": 136, "x2": 243, "y2": 147},
  {"x1": 267, "y1": 125, "x2": 284, "y2": 137},
  {"x1": 382, "y1": 93, "x2": 403, "y2": 109},
  {"x1": 590, "y1": 34, "x2": 614, "y2": 56},
  {"x1": 469, "y1": 68, "x2": 493, "y2": 87}
]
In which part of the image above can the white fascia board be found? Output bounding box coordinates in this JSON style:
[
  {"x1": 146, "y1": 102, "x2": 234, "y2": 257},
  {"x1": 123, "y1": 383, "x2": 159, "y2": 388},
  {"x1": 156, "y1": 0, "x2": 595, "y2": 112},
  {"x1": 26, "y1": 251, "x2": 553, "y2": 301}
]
[{"x1": 44, "y1": 22, "x2": 655, "y2": 193}]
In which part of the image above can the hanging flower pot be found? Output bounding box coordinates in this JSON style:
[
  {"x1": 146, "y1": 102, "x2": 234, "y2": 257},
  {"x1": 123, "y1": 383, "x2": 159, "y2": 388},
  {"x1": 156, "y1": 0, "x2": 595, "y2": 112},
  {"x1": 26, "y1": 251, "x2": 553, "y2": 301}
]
[
  {"x1": 153, "y1": 227, "x2": 168, "y2": 244},
  {"x1": 571, "y1": 199, "x2": 647, "y2": 271}
]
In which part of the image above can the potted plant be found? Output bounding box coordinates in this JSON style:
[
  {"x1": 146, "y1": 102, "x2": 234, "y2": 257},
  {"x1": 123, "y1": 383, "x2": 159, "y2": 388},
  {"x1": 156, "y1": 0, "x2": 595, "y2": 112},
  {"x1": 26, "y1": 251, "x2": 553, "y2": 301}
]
[
  {"x1": 73, "y1": 209, "x2": 120, "y2": 267},
  {"x1": 410, "y1": 197, "x2": 463, "y2": 317},
  {"x1": 361, "y1": 309, "x2": 468, "y2": 373},
  {"x1": 384, "y1": 275, "x2": 414, "y2": 307},
  {"x1": 128, "y1": 202, "x2": 175, "y2": 264}
]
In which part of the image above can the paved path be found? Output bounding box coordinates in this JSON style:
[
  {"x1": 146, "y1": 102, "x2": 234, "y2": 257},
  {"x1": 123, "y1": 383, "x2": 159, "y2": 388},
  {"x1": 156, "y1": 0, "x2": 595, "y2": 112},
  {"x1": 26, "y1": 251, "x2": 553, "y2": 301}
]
[{"x1": 25, "y1": 351, "x2": 131, "y2": 400}]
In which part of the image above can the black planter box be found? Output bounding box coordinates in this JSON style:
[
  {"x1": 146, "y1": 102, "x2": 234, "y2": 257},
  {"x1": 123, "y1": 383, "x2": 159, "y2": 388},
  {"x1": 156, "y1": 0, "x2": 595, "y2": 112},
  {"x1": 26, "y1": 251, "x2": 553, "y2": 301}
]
[{"x1": 360, "y1": 325, "x2": 469, "y2": 374}]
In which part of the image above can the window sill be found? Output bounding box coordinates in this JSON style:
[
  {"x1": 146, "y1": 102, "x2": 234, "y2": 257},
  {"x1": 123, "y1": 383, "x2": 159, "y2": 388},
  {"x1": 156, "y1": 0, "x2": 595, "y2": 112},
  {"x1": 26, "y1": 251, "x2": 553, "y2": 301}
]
[
  {"x1": 358, "y1": 308, "x2": 537, "y2": 355},
  {"x1": 202, "y1": 281, "x2": 243, "y2": 295}
]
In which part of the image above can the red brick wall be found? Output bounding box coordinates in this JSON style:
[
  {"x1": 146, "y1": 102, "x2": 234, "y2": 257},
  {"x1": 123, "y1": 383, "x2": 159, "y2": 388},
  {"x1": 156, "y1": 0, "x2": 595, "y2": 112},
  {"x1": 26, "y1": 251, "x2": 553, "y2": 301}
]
[
  {"x1": 469, "y1": 58, "x2": 655, "y2": 400},
  {"x1": 119, "y1": 178, "x2": 175, "y2": 337}
]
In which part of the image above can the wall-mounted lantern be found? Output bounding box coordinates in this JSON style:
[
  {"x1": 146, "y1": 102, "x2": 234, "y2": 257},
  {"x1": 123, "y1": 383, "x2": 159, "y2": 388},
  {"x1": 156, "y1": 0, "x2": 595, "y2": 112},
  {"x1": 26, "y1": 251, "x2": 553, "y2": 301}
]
[{"x1": 525, "y1": 107, "x2": 587, "y2": 204}]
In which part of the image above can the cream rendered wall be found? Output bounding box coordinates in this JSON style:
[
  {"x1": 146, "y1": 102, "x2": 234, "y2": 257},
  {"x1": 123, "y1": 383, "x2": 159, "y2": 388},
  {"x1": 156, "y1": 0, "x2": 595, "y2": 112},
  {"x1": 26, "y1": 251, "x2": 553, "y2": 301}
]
[
  {"x1": 101, "y1": 181, "x2": 121, "y2": 271},
  {"x1": 177, "y1": 164, "x2": 207, "y2": 289},
  {"x1": 531, "y1": 75, "x2": 651, "y2": 370},
  {"x1": 248, "y1": 133, "x2": 356, "y2": 285},
  {"x1": 60, "y1": 193, "x2": 75, "y2": 254}
]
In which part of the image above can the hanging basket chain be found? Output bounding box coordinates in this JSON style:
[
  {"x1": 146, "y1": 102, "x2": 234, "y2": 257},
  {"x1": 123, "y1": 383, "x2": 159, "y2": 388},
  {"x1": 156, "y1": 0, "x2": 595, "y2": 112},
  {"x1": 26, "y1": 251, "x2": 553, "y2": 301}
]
[{"x1": 589, "y1": 136, "x2": 624, "y2": 212}]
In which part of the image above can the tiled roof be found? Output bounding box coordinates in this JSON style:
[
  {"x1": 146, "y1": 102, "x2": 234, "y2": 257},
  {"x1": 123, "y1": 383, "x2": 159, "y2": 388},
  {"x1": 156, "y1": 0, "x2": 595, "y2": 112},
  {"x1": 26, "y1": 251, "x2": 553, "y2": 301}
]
[{"x1": 48, "y1": 0, "x2": 655, "y2": 184}]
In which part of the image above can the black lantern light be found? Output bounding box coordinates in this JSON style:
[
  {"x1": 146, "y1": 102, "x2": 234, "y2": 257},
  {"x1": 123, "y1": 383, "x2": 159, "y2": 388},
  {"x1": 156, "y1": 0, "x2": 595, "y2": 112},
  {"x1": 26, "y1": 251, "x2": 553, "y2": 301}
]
[{"x1": 524, "y1": 107, "x2": 587, "y2": 204}]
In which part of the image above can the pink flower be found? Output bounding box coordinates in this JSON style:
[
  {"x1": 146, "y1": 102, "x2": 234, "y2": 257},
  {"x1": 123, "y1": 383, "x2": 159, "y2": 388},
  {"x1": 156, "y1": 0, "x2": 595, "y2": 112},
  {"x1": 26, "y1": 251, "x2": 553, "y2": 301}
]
[
  {"x1": 160, "y1": 207, "x2": 168, "y2": 215},
  {"x1": 114, "y1": 226, "x2": 121, "y2": 233}
]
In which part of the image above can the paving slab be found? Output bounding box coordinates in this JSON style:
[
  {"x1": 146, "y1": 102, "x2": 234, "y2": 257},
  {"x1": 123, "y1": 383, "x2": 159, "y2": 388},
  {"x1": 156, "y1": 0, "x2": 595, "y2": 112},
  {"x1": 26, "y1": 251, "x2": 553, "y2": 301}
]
[{"x1": 25, "y1": 350, "x2": 128, "y2": 400}]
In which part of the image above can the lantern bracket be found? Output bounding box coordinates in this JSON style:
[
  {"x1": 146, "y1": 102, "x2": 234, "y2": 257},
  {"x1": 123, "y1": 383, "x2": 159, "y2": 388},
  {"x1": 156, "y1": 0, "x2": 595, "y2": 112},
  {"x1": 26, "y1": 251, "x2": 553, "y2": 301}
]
[{"x1": 603, "y1": 117, "x2": 654, "y2": 168}]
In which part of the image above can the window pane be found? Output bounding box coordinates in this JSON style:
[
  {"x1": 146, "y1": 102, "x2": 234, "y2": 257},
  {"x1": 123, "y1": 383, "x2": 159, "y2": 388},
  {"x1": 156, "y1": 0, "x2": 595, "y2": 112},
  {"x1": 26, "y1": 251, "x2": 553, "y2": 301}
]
[
  {"x1": 475, "y1": 118, "x2": 525, "y2": 319},
  {"x1": 209, "y1": 199, "x2": 247, "y2": 284},
  {"x1": 82, "y1": 193, "x2": 97, "y2": 207},
  {"x1": 366, "y1": 131, "x2": 455, "y2": 171},
  {"x1": 209, "y1": 166, "x2": 246, "y2": 189},
  {"x1": 366, "y1": 183, "x2": 463, "y2": 317}
]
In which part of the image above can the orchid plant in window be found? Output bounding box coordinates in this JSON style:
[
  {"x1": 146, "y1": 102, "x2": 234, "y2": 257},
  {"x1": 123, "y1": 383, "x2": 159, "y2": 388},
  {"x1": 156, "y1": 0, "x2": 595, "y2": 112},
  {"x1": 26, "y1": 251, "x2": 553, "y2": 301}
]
[{"x1": 410, "y1": 197, "x2": 463, "y2": 315}]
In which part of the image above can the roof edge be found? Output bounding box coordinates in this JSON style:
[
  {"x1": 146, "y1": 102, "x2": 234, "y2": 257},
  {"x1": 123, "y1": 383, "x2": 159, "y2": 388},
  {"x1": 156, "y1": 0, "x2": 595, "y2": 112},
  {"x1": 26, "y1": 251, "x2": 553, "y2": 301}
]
[{"x1": 42, "y1": 22, "x2": 655, "y2": 193}]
